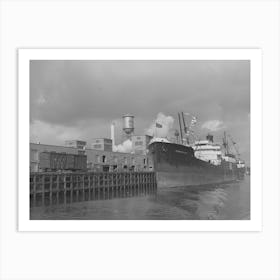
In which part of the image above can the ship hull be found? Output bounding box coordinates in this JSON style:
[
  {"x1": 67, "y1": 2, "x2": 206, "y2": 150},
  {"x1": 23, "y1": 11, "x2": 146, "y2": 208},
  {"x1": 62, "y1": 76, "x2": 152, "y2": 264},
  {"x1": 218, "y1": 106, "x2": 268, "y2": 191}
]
[
  {"x1": 155, "y1": 170, "x2": 237, "y2": 188},
  {"x1": 149, "y1": 141, "x2": 238, "y2": 188}
]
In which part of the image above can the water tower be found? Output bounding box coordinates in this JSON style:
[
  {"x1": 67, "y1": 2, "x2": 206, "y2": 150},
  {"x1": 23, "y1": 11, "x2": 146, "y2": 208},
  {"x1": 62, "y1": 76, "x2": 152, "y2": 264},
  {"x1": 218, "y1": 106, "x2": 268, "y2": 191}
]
[{"x1": 122, "y1": 114, "x2": 134, "y2": 139}]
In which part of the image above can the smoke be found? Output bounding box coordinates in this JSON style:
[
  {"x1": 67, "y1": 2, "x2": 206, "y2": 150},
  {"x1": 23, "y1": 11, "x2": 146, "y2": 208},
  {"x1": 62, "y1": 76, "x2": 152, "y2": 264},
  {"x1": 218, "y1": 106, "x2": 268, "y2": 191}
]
[
  {"x1": 201, "y1": 120, "x2": 226, "y2": 132},
  {"x1": 114, "y1": 139, "x2": 132, "y2": 153},
  {"x1": 146, "y1": 112, "x2": 174, "y2": 138}
]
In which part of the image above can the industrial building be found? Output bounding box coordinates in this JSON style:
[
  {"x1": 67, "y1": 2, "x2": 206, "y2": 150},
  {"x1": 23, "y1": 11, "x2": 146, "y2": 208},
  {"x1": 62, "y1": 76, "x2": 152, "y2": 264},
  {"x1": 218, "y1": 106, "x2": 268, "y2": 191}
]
[
  {"x1": 65, "y1": 140, "x2": 87, "y2": 150},
  {"x1": 91, "y1": 138, "x2": 113, "y2": 152},
  {"x1": 30, "y1": 142, "x2": 154, "y2": 173},
  {"x1": 30, "y1": 114, "x2": 155, "y2": 173},
  {"x1": 131, "y1": 135, "x2": 152, "y2": 155}
]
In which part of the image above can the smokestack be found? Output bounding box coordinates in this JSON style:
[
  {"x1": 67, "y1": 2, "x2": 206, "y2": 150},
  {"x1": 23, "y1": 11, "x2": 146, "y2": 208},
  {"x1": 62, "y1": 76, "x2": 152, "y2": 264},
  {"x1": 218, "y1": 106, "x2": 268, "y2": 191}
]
[{"x1": 111, "y1": 122, "x2": 115, "y2": 149}]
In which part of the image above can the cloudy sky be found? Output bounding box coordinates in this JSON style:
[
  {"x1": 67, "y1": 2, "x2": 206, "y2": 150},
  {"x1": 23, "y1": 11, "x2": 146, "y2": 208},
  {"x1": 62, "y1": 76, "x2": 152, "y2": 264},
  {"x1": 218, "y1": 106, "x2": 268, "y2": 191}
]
[{"x1": 30, "y1": 60, "x2": 250, "y2": 164}]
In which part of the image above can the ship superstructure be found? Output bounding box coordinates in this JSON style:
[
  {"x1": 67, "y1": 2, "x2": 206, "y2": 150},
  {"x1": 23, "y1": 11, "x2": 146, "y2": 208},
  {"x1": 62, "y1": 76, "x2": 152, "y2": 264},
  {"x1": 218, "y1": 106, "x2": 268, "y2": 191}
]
[{"x1": 193, "y1": 134, "x2": 222, "y2": 166}]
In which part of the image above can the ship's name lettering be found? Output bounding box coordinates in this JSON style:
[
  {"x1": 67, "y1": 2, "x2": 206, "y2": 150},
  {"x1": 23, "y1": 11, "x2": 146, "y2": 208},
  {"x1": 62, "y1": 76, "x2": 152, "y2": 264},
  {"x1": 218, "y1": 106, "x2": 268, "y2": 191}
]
[{"x1": 175, "y1": 150, "x2": 188, "y2": 154}]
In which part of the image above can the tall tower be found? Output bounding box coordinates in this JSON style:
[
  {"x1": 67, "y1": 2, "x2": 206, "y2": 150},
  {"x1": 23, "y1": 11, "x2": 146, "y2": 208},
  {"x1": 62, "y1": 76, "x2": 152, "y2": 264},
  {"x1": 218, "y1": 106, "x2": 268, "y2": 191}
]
[{"x1": 122, "y1": 114, "x2": 134, "y2": 139}]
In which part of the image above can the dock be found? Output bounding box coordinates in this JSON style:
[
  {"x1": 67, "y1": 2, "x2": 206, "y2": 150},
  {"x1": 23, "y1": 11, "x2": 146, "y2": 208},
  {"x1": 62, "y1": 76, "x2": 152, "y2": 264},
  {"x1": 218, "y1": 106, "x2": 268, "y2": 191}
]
[{"x1": 30, "y1": 171, "x2": 157, "y2": 207}]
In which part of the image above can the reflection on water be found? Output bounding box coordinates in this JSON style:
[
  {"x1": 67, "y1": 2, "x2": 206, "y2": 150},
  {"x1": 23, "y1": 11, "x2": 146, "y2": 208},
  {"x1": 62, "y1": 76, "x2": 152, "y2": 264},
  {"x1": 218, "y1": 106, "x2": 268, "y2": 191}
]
[{"x1": 30, "y1": 177, "x2": 250, "y2": 220}]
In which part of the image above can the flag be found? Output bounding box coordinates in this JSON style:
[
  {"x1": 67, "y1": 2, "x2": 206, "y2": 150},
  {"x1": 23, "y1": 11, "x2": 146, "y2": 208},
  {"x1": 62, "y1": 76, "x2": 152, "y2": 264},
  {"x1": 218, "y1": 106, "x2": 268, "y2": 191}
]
[{"x1": 155, "y1": 122, "x2": 162, "y2": 128}]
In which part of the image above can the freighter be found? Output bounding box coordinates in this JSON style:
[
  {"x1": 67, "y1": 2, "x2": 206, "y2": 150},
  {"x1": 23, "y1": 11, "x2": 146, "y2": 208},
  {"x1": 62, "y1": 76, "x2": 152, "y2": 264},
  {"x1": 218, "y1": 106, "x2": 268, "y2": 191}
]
[{"x1": 148, "y1": 113, "x2": 245, "y2": 188}]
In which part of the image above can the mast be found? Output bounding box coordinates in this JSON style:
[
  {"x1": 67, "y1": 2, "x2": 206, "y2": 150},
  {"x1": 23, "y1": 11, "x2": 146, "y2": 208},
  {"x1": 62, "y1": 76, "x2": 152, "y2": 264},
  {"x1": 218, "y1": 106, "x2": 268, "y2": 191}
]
[
  {"x1": 178, "y1": 113, "x2": 183, "y2": 144},
  {"x1": 223, "y1": 131, "x2": 229, "y2": 155},
  {"x1": 181, "y1": 112, "x2": 189, "y2": 144},
  {"x1": 181, "y1": 112, "x2": 187, "y2": 133}
]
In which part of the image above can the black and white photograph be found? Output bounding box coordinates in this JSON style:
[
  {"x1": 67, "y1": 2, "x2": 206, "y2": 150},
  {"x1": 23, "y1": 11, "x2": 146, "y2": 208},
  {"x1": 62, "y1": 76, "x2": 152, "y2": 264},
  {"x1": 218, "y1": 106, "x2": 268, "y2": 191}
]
[
  {"x1": 2, "y1": 1, "x2": 280, "y2": 280},
  {"x1": 29, "y1": 57, "x2": 251, "y2": 221}
]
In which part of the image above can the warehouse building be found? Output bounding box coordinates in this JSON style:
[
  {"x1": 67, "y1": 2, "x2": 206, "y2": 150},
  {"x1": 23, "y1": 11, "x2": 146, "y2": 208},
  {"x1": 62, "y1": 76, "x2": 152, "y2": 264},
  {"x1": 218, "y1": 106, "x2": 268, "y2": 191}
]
[
  {"x1": 65, "y1": 140, "x2": 87, "y2": 150},
  {"x1": 30, "y1": 141, "x2": 154, "y2": 173},
  {"x1": 91, "y1": 138, "x2": 113, "y2": 152}
]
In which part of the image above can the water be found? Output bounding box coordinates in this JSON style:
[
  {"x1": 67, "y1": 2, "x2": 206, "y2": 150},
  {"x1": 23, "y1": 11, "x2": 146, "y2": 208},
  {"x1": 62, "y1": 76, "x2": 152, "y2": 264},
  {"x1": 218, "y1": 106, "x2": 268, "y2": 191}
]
[{"x1": 30, "y1": 176, "x2": 250, "y2": 220}]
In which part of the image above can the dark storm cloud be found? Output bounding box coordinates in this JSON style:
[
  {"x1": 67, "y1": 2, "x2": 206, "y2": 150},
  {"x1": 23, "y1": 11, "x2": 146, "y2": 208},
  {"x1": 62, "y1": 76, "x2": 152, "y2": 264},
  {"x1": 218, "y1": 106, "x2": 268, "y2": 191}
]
[
  {"x1": 30, "y1": 60, "x2": 249, "y2": 124},
  {"x1": 30, "y1": 60, "x2": 250, "y2": 162}
]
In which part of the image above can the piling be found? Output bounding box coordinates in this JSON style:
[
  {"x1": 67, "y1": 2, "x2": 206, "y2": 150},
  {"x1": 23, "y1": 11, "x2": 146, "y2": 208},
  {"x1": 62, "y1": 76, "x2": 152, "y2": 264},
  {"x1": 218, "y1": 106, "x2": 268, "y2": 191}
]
[{"x1": 30, "y1": 171, "x2": 157, "y2": 207}]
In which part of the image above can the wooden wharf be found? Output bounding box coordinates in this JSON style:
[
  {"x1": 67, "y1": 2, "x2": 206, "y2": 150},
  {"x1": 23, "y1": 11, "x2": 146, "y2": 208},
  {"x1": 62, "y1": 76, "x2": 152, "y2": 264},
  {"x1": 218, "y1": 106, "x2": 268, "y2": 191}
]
[{"x1": 30, "y1": 171, "x2": 157, "y2": 207}]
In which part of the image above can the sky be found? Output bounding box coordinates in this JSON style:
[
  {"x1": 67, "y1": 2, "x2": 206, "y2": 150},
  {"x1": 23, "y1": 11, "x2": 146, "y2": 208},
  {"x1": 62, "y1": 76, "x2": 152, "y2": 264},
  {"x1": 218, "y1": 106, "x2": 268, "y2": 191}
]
[{"x1": 30, "y1": 60, "x2": 250, "y2": 164}]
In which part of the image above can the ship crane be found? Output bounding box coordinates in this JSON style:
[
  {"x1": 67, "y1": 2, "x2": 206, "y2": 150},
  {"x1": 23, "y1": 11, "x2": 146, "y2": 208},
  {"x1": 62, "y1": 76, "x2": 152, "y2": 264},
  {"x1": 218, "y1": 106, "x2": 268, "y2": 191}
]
[
  {"x1": 181, "y1": 112, "x2": 189, "y2": 144},
  {"x1": 180, "y1": 112, "x2": 198, "y2": 145},
  {"x1": 223, "y1": 132, "x2": 241, "y2": 159},
  {"x1": 228, "y1": 134, "x2": 241, "y2": 158},
  {"x1": 223, "y1": 131, "x2": 232, "y2": 155}
]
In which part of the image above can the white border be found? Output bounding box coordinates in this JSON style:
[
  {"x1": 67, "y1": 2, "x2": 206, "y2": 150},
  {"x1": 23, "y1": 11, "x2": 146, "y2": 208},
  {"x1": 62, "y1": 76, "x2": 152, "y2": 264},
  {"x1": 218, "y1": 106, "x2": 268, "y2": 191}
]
[{"x1": 18, "y1": 49, "x2": 262, "y2": 231}]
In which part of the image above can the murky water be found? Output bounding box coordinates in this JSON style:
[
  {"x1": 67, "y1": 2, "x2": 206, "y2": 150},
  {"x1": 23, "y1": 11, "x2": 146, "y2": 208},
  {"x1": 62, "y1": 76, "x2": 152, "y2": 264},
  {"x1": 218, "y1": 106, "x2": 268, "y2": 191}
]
[{"x1": 30, "y1": 176, "x2": 250, "y2": 220}]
